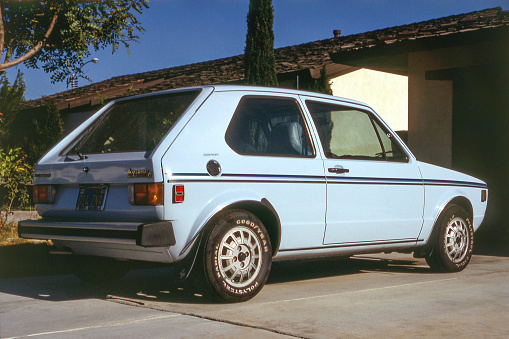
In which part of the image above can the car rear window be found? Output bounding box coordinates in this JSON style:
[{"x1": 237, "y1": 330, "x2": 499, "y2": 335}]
[{"x1": 65, "y1": 90, "x2": 200, "y2": 156}]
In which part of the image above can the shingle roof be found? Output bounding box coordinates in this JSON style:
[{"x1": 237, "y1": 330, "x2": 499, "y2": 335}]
[{"x1": 24, "y1": 7, "x2": 509, "y2": 111}]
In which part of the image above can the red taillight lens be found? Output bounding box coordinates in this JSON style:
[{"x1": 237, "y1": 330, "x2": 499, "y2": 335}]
[
  {"x1": 129, "y1": 183, "x2": 164, "y2": 205},
  {"x1": 33, "y1": 185, "x2": 56, "y2": 204},
  {"x1": 481, "y1": 190, "x2": 487, "y2": 202},
  {"x1": 173, "y1": 185, "x2": 184, "y2": 203}
]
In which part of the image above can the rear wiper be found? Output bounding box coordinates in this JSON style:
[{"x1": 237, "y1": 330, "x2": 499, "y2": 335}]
[
  {"x1": 71, "y1": 111, "x2": 109, "y2": 160},
  {"x1": 75, "y1": 148, "x2": 87, "y2": 160},
  {"x1": 73, "y1": 136, "x2": 90, "y2": 160}
]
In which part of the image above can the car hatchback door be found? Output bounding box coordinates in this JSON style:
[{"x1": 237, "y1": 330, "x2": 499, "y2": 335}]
[{"x1": 304, "y1": 99, "x2": 425, "y2": 246}]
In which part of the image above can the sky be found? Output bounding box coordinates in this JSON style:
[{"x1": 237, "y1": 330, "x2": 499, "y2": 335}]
[{"x1": 4, "y1": 0, "x2": 509, "y2": 100}]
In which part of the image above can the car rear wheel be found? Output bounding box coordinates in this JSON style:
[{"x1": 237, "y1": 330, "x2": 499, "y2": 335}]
[
  {"x1": 199, "y1": 210, "x2": 272, "y2": 302},
  {"x1": 426, "y1": 204, "x2": 474, "y2": 272}
]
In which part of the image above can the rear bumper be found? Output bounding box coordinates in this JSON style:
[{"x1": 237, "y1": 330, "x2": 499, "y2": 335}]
[{"x1": 18, "y1": 220, "x2": 176, "y2": 248}]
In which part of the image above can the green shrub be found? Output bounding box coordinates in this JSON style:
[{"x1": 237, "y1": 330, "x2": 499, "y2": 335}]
[
  {"x1": 0, "y1": 221, "x2": 17, "y2": 242},
  {"x1": 6, "y1": 102, "x2": 63, "y2": 166},
  {"x1": 0, "y1": 148, "x2": 33, "y2": 226}
]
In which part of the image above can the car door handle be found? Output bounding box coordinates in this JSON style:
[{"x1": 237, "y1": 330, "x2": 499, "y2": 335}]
[{"x1": 328, "y1": 167, "x2": 349, "y2": 174}]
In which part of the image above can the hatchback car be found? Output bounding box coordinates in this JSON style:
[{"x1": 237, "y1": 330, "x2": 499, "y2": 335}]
[{"x1": 19, "y1": 85, "x2": 488, "y2": 302}]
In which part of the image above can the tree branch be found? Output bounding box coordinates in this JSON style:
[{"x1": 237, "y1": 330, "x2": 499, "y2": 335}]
[
  {"x1": 0, "y1": 9, "x2": 59, "y2": 71},
  {"x1": 0, "y1": 5, "x2": 5, "y2": 63}
]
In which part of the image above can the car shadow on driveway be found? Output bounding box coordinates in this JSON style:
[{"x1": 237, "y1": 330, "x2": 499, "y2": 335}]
[
  {"x1": 0, "y1": 252, "x2": 433, "y2": 305},
  {"x1": 267, "y1": 254, "x2": 431, "y2": 285}
]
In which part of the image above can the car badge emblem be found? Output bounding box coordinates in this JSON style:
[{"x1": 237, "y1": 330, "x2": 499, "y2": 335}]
[{"x1": 128, "y1": 169, "x2": 153, "y2": 178}]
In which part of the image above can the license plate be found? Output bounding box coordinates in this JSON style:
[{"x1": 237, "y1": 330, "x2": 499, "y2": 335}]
[{"x1": 76, "y1": 185, "x2": 108, "y2": 211}]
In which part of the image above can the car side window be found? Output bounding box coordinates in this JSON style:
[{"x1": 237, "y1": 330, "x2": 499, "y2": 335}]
[
  {"x1": 226, "y1": 96, "x2": 314, "y2": 157},
  {"x1": 306, "y1": 100, "x2": 407, "y2": 161}
]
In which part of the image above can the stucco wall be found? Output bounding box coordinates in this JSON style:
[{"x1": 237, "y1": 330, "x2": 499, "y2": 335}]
[
  {"x1": 407, "y1": 53, "x2": 453, "y2": 168},
  {"x1": 407, "y1": 39, "x2": 507, "y2": 168},
  {"x1": 330, "y1": 69, "x2": 408, "y2": 132}
]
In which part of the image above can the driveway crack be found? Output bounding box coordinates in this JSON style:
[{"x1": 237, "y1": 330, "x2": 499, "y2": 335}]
[{"x1": 107, "y1": 295, "x2": 308, "y2": 339}]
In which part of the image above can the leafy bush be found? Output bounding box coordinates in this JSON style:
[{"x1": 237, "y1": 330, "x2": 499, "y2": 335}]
[
  {"x1": 0, "y1": 148, "x2": 32, "y2": 226},
  {"x1": 0, "y1": 71, "x2": 25, "y2": 145},
  {"x1": 14, "y1": 102, "x2": 63, "y2": 166},
  {"x1": 1, "y1": 71, "x2": 63, "y2": 166},
  {"x1": 0, "y1": 221, "x2": 18, "y2": 243}
]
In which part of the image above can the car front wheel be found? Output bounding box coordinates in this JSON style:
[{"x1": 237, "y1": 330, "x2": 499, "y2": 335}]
[
  {"x1": 200, "y1": 210, "x2": 272, "y2": 302},
  {"x1": 426, "y1": 204, "x2": 474, "y2": 272}
]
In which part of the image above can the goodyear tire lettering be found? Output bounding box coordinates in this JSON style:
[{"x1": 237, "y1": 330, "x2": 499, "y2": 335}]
[{"x1": 203, "y1": 210, "x2": 272, "y2": 302}]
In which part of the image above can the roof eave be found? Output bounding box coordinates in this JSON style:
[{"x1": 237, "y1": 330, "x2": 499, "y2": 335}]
[{"x1": 330, "y1": 25, "x2": 509, "y2": 76}]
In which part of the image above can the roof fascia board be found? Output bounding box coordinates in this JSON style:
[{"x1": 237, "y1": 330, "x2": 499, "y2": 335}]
[{"x1": 331, "y1": 25, "x2": 509, "y2": 76}]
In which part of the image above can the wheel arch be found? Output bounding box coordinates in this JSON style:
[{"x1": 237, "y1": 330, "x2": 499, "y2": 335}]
[
  {"x1": 447, "y1": 196, "x2": 473, "y2": 220},
  {"x1": 171, "y1": 197, "x2": 281, "y2": 283},
  {"x1": 227, "y1": 199, "x2": 281, "y2": 255},
  {"x1": 417, "y1": 195, "x2": 473, "y2": 256},
  {"x1": 423, "y1": 202, "x2": 474, "y2": 272},
  {"x1": 179, "y1": 195, "x2": 282, "y2": 260},
  {"x1": 205, "y1": 199, "x2": 281, "y2": 256},
  {"x1": 430, "y1": 195, "x2": 473, "y2": 239}
]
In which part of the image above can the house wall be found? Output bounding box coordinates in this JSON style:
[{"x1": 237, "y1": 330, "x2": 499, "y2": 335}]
[
  {"x1": 330, "y1": 69, "x2": 408, "y2": 132},
  {"x1": 407, "y1": 53, "x2": 453, "y2": 167},
  {"x1": 407, "y1": 39, "x2": 508, "y2": 168},
  {"x1": 407, "y1": 37, "x2": 509, "y2": 238}
]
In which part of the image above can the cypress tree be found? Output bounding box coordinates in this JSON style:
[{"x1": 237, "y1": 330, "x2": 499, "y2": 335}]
[
  {"x1": 313, "y1": 65, "x2": 333, "y2": 95},
  {"x1": 244, "y1": 0, "x2": 278, "y2": 86}
]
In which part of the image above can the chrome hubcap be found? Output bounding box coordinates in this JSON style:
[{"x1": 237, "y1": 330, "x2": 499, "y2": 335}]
[
  {"x1": 445, "y1": 217, "x2": 469, "y2": 263},
  {"x1": 217, "y1": 226, "x2": 262, "y2": 288}
]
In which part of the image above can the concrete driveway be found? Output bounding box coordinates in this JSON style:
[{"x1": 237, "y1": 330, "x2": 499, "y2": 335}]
[{"x1": 1, "y1": 253, "x2": 509, "y2": 338}]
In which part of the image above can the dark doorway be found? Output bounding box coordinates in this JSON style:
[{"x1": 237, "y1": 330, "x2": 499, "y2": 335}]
[{"x1": 451, "y1": 62, "x2": 509, "y2": 250}]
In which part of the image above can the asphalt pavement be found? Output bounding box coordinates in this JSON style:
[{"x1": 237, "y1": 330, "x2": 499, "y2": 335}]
[{"x1": 1, "y1": 253, "x2": 509, "y2": 338}]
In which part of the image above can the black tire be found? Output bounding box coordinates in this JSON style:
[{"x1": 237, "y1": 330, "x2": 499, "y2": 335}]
[
  {"x1": 71, "y1": 256, "x2": 131, "y2": 285},
  {"x1": 198, "y1": 210, "x2": 272, "y2": 302},
  {"x1": 426, "y1": 205, "x2": 474, "y2": 272}
]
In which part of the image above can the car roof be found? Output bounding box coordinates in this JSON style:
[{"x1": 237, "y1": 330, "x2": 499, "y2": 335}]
[
  {"x1": 111, "y1": 84, "x2": 371, "y2": 111},
  {"x1": 209, "y1": 84, "x2": 367, "y2": 107}
]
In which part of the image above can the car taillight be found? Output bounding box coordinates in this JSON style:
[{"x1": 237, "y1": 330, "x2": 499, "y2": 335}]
[
  {"x1": 129, "y1": 183, "x2": 164, "y2": 205},
  {"x1": 33, "y1": 185, "x2": 57, "y2": 204},
  {"x1": 173, "y1": 185, "x2": 185, "y2": 203}
]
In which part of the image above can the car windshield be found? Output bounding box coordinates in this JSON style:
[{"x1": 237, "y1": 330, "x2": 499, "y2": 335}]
[{"x1": 66, "y1": 90, "x2": 200, "y2": 156}]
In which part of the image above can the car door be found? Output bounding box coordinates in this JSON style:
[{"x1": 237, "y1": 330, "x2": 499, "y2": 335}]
[
  {"x1": 221, "y1": 93, "x2": 327, "y2": 250},
  {"x1": 303, "y1": 98, "x2": 425, "y2": 246}
]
